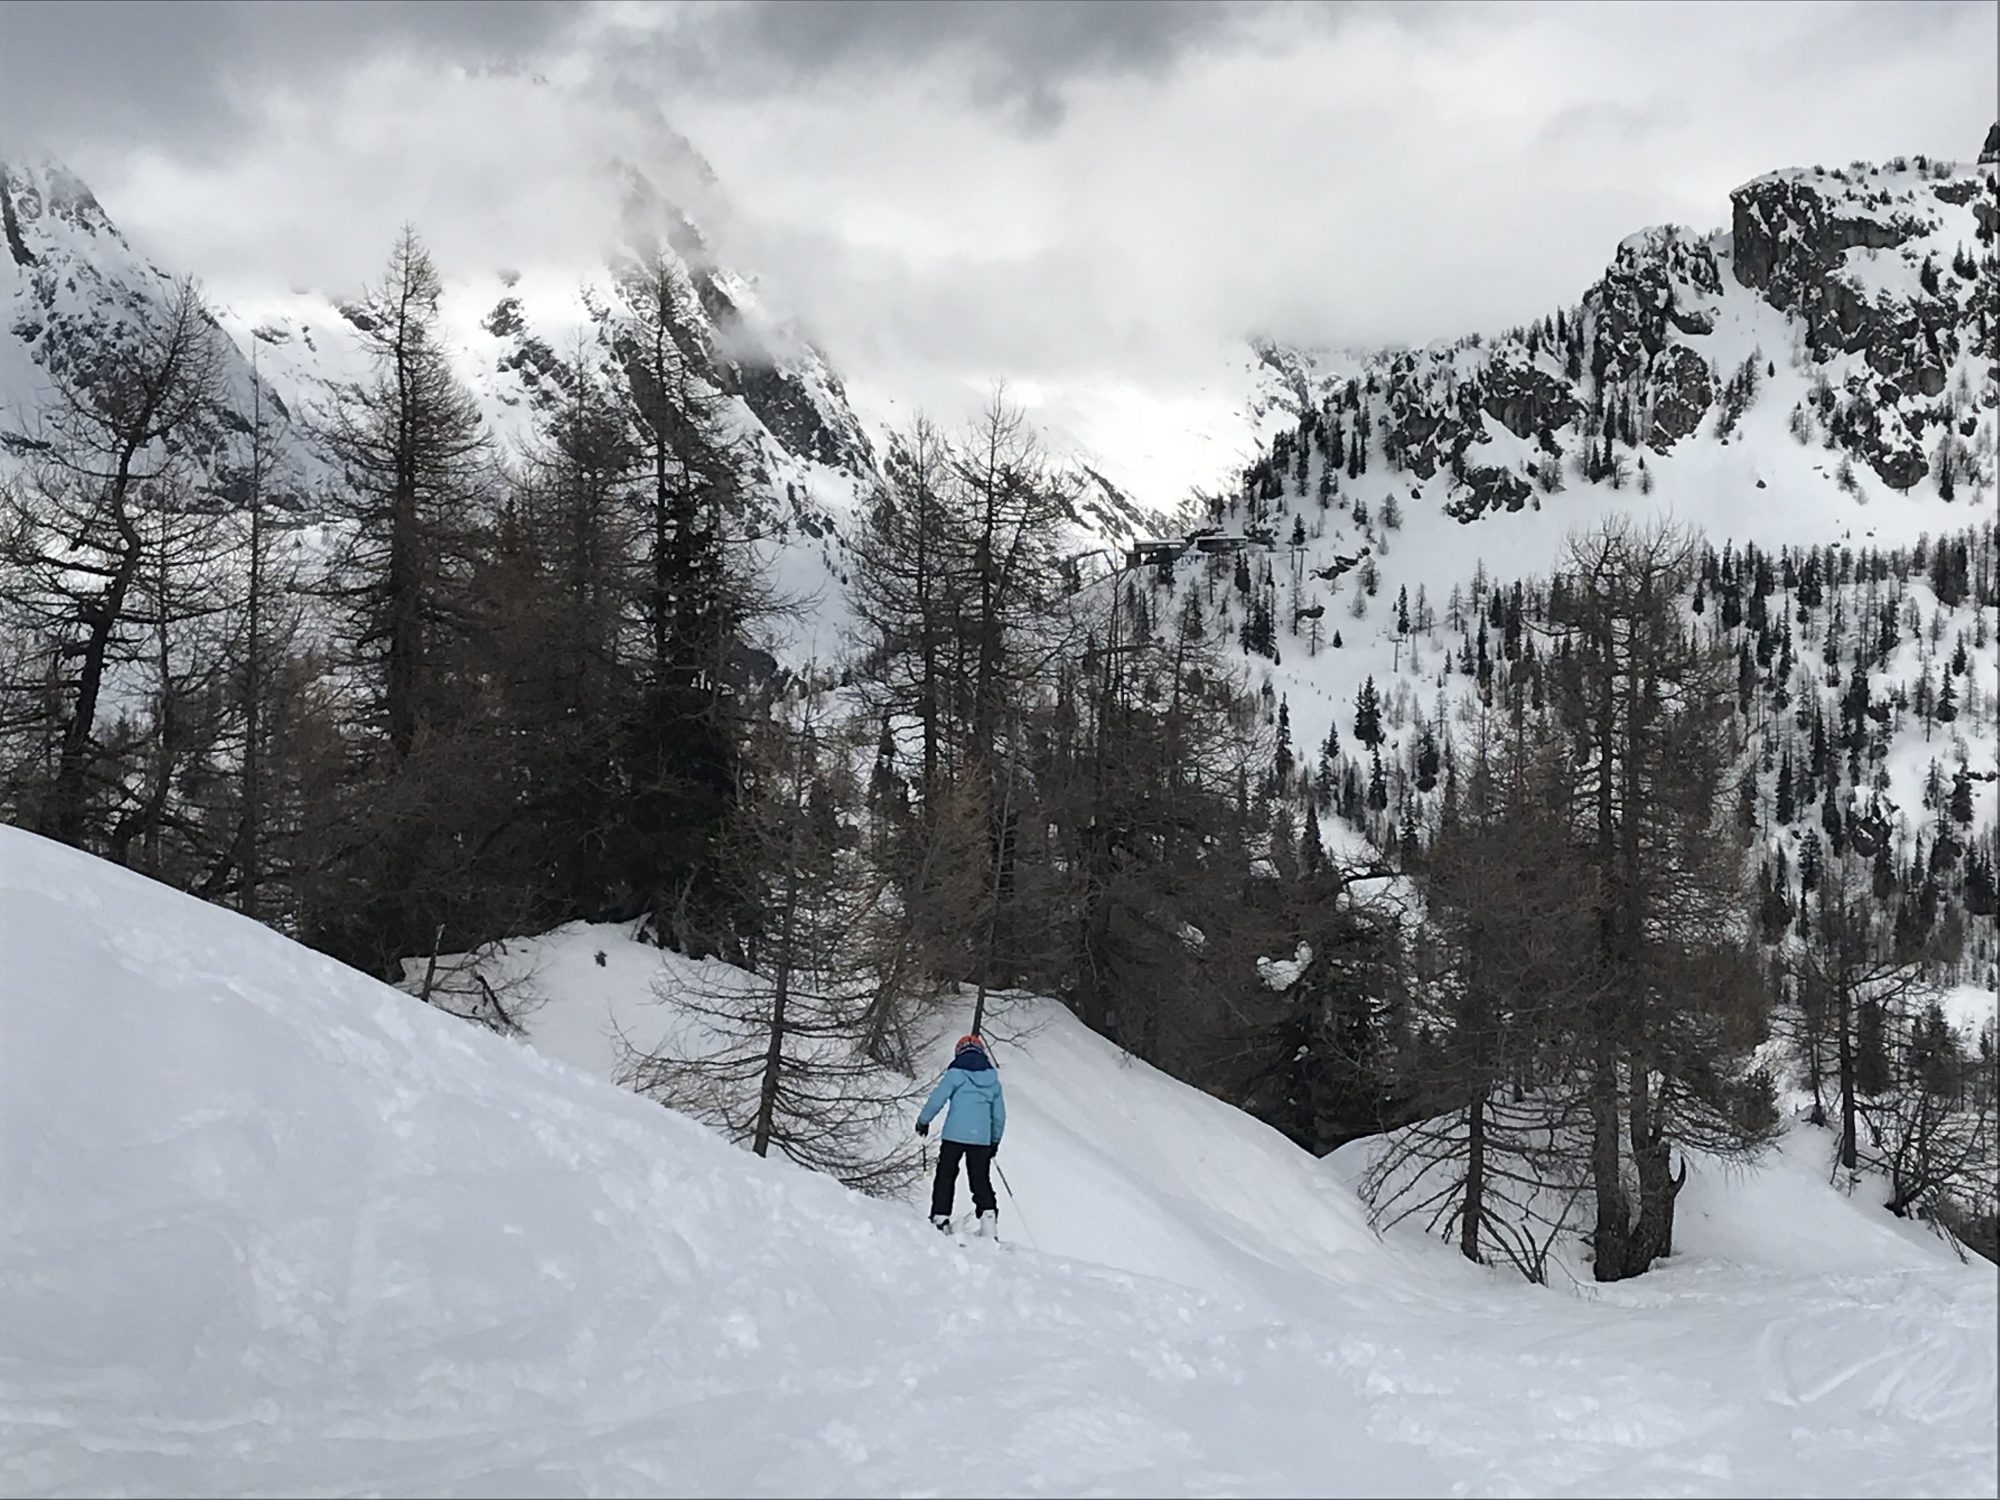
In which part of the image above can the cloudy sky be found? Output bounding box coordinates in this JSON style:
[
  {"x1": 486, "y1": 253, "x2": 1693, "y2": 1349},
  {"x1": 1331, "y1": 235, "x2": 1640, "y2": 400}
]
[{"x1": 1, "y1": 0, "x2": 1992, "y2": 499}]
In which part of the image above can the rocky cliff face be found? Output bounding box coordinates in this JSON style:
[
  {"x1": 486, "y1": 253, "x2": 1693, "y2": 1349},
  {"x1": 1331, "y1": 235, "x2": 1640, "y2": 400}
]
[
  {"x1": 1249, "y1": 130, "x2": 1997, "y2": 522},
  {"x1": 1727, "y1": 157, "x2": 1994, "y2": 490}
]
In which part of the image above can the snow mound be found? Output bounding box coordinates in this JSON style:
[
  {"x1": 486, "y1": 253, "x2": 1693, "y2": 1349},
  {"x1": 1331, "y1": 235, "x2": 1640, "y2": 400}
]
[{"x1": 3, "y1": 827, "x2": 1995, "y2": 1497}]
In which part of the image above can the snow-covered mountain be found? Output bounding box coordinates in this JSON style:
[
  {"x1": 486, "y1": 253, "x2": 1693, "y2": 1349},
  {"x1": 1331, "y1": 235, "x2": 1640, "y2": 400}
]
[
  {"x1": 1088, "y1": 132, "x2": 2000, "y2": 1035},
  {"x1": 0, "y1": 157, "x2": 313, "y2": 499},
  {"x1": 5, "y1": 821, "x2": 1994, "y2": 1496},
  {"x1": 10, "y1": 125, "x2": 1989, "y2": 626},
  {"x1": 0, "y1": 139, "x2": 1170, "y2": 643},
  {"x1": 0, "y1": 146, "x2": 882, "y2": 570},
  {"x1": 1241, "y1": 138, "x2": 1996, "y2": 527},
  {"x1": 1193, "y1": 140, "x2": 1997, "y2": 758}
]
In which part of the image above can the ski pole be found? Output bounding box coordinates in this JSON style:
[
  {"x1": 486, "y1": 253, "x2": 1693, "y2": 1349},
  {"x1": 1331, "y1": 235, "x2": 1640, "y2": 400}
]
[{"x1": 993, "y1": 1160, "x2": 1039, "y2": 1250}]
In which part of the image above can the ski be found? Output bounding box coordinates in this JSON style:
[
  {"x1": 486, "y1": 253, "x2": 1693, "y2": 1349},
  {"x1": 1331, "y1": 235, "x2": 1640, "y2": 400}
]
[
  {"x1": 949, "y1": 1214, "x2": 1009, "y2": 1249},
  {"x1": 926, "y1": 1211, "x2": 1010, "y2": 1248}
]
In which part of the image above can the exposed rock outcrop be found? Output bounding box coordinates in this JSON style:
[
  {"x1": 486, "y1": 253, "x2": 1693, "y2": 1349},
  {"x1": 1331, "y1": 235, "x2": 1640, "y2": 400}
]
[
  {"x1": 1481, "y1": 350, "x2": 1579, "y2": 440},
  {"x1": 1445, "y1": 463, "x2": 1533, "y2": 523},
  {"x1": 1254, "y1": 151, "x2": 1987, "y2": 518},
  {"x1": 1646, "y1": 345, "x2": 1714, "y2": 451}
]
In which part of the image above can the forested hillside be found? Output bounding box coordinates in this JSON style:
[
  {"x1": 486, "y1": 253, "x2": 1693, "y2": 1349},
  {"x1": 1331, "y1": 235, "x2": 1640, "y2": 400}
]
[{"x1": 1, "y1": 129, "x2": 1993, "y2": 1282}]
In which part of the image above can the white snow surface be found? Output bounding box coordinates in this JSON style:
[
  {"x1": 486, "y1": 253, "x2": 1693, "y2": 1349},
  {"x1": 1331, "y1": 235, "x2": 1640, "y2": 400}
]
[{"x1": 4, "y1": 826, "x2": 1996, "y2": 1498}]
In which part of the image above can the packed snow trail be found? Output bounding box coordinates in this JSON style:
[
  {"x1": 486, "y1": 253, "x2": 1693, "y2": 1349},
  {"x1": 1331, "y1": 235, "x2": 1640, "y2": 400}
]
[{"x1": 2, "y1": 829, "x2": 1995, "y2": 1497}]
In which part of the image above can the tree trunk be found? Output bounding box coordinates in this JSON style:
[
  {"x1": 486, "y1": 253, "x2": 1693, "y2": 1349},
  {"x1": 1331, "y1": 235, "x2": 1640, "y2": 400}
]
[
  {"x1": 651, "y1": 424, "x2": 670, "y2": 676},
  {"x1": 1628, "y1": 1064, "x2": 1679, "y2": 1271},
  {"x1": 138, "y1": 518, "x2": 175, "y2": 874},
  {"x1": 1836, "y1": 981, "x2": 1859, "y2": 1171},
  {"x1": 1588, "y1": 629, "x2": 1632, "y2": 1281},
  {"x1": 752, "y1": 834, "x2": 798, "y2": 1159},
  {"x1": 915, "y1": 478, "x2": 942, "y2": 809},
  {"x1": 751, "y1": 947, "x2": 791, "y2": 1159},
  {"x1": 385, "y1": 278, "x2": 423, "y2": 762},
  {"x1": 752, "y1": 729, "x2": 811, "y2": 1159},
  {"x1": 47, "y1": 455, "x2": 145, "y2": 845},
  {"x1": 240, "y1": 358, "x2": 265, "y2": 921},
  {"x1": 1461, "y1": 1086, "x2": 1488, "y2": 1264},
  {"x1": 1589, "y1": 1026, "x2": 1632, "y2": 1280}
]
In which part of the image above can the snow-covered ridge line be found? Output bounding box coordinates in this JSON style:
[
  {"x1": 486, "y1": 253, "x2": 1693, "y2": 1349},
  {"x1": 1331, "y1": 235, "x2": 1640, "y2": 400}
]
[{"x1": 1246, "y1": 134, "x2": 1995, "y2": 516}]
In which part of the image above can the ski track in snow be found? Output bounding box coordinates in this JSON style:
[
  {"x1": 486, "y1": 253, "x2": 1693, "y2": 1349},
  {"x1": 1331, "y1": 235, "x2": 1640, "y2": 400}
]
[{"x1": 2, "y1": 829, "x2": 1996, "y2": 1498}]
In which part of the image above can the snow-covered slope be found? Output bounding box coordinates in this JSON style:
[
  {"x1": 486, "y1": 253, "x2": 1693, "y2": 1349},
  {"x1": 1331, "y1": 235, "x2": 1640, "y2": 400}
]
[
  {"x1": 465, "y1": 918, "x2": 1410, "y2": 1314},
  {"x1": 126, "y1": 894, "x2": 1987, "y2": 1497},
  {"x1": 7, "y1": 824, "x2": 1434, "y2": 1497}
]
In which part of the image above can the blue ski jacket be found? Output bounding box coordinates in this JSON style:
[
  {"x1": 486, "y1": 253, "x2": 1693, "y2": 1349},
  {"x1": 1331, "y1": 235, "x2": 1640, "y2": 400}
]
[{"x1": 918, "y1": 1048, "x2": 1006, "y2": 1147}]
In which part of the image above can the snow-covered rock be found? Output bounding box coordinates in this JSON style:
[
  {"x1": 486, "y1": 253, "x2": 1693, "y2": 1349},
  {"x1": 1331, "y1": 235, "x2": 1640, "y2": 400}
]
[{"x1": 1249, "y1": 134, "x2": 1995, "y2": 514}]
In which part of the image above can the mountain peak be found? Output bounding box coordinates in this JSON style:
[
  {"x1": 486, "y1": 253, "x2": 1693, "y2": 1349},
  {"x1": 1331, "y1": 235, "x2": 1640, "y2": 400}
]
[{"x1": 0, "y1": 156, "x2": 122, "y2": 248}]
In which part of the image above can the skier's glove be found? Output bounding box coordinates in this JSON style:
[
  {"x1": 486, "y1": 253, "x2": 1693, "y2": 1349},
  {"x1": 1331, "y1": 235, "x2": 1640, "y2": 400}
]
[{"x1": 915, "y1": 1120, "x2": 929, "y2": 1137}]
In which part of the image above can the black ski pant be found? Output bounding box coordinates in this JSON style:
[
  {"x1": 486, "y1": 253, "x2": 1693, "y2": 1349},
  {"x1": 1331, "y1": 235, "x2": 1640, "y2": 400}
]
[{"x1": 930, "y1": 1140, "x2": 997, "y2": 1220}]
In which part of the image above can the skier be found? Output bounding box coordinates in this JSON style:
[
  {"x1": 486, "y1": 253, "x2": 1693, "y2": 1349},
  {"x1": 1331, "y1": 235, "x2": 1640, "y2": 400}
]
[{"x1": 916, "y1": 1033, "x2": 1006, "y2": 1236}]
